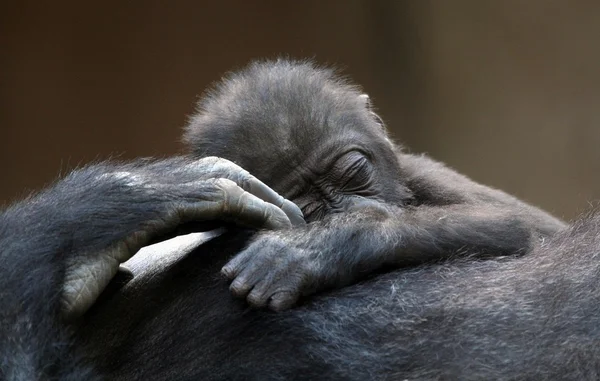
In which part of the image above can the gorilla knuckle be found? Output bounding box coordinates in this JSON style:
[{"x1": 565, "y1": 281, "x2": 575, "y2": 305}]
[
  {"x1": 220, "y1": 265, "x2": 236, "y2": 279},
  {"x1": 230, "y1": 279, "x2": 251, "y2": 297},
  {"x1": 212, "y1": 177, "x2": 238, "y2": 191},
  {"x1": 223, "y1": 252, "x2": 251, "y2": 274},
  {"x1": 198, "y1": 156, "x2": 225, "y2": 166},
  {"x1": 206, "y1": 156, "x2": 245, "y2": 176},
  {"x1": 247, "y1": 290, "x2": 268, "y2": 308},
  {"x1": 269, "y1": 291, "x2": 298, "y2": 311}
]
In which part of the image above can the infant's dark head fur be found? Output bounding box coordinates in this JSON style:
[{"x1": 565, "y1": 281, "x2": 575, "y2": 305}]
[{"x1": 184, "y1": 59, "x2": 405, "y2": 206}]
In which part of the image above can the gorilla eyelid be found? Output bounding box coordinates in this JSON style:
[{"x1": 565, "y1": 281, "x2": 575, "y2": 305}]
[
  {"x1": 340, "y1": 157, "x2": 373, "y2": 191},
  {"x1": 301, "y1": 201, "x2": 325, "y2": 221}
]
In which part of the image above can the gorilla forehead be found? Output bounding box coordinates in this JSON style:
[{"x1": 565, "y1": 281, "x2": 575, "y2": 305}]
[{"x1": 184, "y1": 59, "x2": 383, "y2": 181}]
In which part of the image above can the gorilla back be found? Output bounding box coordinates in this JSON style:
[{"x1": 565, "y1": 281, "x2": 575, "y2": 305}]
[
  {"x1": 82, "y1": 212, "x2": 600, "y2": 381},
  {"x1": 78, "y1": 60, "x2": 599, "y2": 380},
  {"x1": 3, "y1": 60, "x2": 599, "y2": 380}
]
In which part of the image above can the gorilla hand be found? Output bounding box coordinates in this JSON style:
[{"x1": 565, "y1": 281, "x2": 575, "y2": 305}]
[
  {"x1": 39, "y1": 156, "x2": 303, "y2": 320},
  {"x1": 222, "y1": 199, "x2": 544, "y2": 311}
]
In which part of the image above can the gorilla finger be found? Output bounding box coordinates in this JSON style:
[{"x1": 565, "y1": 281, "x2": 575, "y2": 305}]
[
  {"x1": 268, "y1": 291, "x2": 300, "y2": 312},
  {"x1": 229, "y1": 277, "x2": 253, "y2": 299},
  {"x1": 241, "y1": 177, "x2": 305, "y2": 227},
  {"x1": 228, "y1": 261, "x2": 269, "y2": 298},
  {"x1": 219, "y1": 178, "x2": 296, "y2": 230},
  {"x1": 183, "y1": 178, "x2": 292, "y2": 230},
  {"x1": 201, "y1": 159, "x2": 305, "y2": 227},
  {"x1": 246, "y1": 277, "x2": 278, "y2": 308},
  {"x1": 221, "y1": 247, "x2": 257, "y2": 278},
  {"x1": 62, "y1": 253, "x2": 124, "y2": 321},
  {"x1": 194, "y1": 156, "x2": 243, "y2": 179},
  {"x1": 220, "y1": 263, "x2": 238, "y2": 279}
]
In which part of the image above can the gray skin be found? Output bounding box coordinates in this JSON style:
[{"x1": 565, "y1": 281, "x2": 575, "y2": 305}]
[{"x1": 4, "y1": 60, "x2": 598, "y2": 381}]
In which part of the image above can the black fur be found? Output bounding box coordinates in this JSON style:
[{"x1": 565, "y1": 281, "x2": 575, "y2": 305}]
[
  {"x1": 80, "y1": 213, "x2": 600, "y2": 380},
  {"x1": 0, "y1": 156, "x2": 296, "y2": 380},
  {"x1": 1, "y1": 59, "x2": 597, "y2": 380}
]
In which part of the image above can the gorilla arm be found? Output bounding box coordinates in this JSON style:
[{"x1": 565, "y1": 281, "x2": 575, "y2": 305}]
[
  {"x1": 182, "y1": 60, "x2": 564, "y2": 311},
  {"x1": 222, "y1": 152, "x2": 566, "y2": 311},
  {"x1": 0, "y1": 156, "x2": 301, "y2": 380}
]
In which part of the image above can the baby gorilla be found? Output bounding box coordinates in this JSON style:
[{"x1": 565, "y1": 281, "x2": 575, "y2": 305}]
[{"x1": 185, "y1": 59, "x2": 565, "y2": 311}]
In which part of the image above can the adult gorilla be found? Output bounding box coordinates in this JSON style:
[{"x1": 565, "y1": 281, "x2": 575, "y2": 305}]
[{"x1": 2, "y1": 60, "x2": 600, "y2": 381}]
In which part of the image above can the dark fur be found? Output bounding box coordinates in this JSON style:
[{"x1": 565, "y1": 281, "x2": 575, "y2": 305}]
[
  {"x1": 1, "y1": 60, "x2": 597, "y2": 380},
  {"x1": 0, "y1": 156, "x2": 289, "y2": 380},
  {"x1": 80, "y1": 214, "x2": 600, "y2": 380},
  {"x1": 186, "y1": 60, "x2": 565, "y2": 310}
]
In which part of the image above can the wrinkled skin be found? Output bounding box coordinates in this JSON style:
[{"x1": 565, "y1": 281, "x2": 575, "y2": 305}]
[{"x1": 4, "y1": 60, "x2": 599, "y2": 381}]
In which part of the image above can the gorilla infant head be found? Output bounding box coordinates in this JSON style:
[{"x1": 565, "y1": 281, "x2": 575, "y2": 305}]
[
  {"x1": 184, "y1": 60, "x2": 412, "y2": 222},
  {"x1": 180, "y1": 59, "x2": 562, "y2": 314}
]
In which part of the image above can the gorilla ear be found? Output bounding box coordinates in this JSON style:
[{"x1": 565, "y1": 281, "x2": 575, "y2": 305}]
[{"x1": 358, "y1": 94, "x2": 386, "y2": 130}]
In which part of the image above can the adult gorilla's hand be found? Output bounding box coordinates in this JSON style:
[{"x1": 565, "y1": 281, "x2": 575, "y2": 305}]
[
  {"x1": 0, "y1": 155, "x2": 305, "y2": 379},
  {"x1": 51, "y1": 156, "x2": 303, "y2": 319}
]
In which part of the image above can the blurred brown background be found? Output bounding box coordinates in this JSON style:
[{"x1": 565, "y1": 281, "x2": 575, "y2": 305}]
[{"x1": 2, "y1": 1, "x2": 600, "y2": 220}]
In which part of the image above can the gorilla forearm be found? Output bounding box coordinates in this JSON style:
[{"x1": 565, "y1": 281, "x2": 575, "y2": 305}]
[
  {"x1": 0, "y1": 162, "x2": 159, "y2": 381},
  {"x1": 292, "y1": 215, "x2": 600, "y2": 380},
  {"x1": 223, "y1": 200, "x2": 547, "y2": 309},
  {"x1": 399, "y1": 152, "x2": 565, "y2": 235},
  {"x1": 221, "y1": 148, "x2": 566, "y2": 310},
  {"x1": 0, "y1": 156, "x2": 299, "y2": 379}
]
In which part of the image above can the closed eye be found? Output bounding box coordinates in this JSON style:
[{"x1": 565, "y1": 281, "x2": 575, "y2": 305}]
[
  {"x1": 340, "y1": 156, "x2": 372, "y2": 192},
  {"x1": 301, "y1": 201, "x2": 327, "y2": 222}
]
